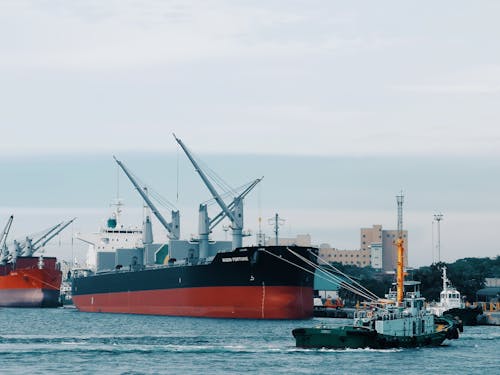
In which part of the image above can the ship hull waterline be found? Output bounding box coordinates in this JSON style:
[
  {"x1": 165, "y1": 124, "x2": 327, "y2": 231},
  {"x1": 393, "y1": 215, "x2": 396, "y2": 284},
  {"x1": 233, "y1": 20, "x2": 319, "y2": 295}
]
[
  {"x1": 292, "y1": 326, "x2": 449, "y2": 349},
  {"x1": 72, "y1": 246, "x2": 318, "y2": 319},
  {"x1": 0, "y1": 288, "x2": 60, "y2": 308},
  {"x1": 0, "y1": 261, "x2": 62, "y2": 308},
  {"x1": 73, "y1": 285, "x2": 312, "y2": 319}
]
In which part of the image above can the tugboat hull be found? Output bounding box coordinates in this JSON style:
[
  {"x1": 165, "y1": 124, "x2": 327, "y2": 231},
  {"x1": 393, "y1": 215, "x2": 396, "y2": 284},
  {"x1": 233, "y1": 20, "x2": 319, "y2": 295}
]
[
  {"x1": 444, "y1": 306, "x2": 483, "y2": 326},
  {"x1": 292, "y1": 316, "x2": 459, "y2": 349}
]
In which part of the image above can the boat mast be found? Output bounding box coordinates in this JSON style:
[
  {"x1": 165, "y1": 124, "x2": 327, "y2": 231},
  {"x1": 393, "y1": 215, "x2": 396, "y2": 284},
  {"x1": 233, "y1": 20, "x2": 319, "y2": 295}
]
[
  {"x1": 396, "y1": 192, "x2": 405, "y2": 304},
  {"x1": 442, "y1": 265, "x2": 449, "y2": 291}
]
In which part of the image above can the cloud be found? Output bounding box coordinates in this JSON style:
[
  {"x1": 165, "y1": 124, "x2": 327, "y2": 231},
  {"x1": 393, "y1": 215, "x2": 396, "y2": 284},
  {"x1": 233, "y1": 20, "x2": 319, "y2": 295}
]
[
  {"x1": 0, "y1": 1, "x2": 402, "y2": 71},
  {"x1": 391, "y1": 64, "x2": 500, "y2": 95},
  {"x1": 392, "y1": 84, "x2": 500, "y2": 95}
]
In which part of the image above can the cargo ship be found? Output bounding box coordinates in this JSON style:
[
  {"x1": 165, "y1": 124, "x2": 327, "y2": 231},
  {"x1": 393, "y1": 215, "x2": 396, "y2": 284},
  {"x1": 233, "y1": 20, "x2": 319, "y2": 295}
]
[
  {"x1": 72, "y1": 245, "x2": 317, "y2": 318},
  {"x1": 72, "y1": 135, "x2": 319, "y2": 319},
  {"x1": 0, "y1": 216, "x2": 74, "y2": 307},
  {"x1": 0, "y1": 256, "x2": 62, "y2": 307}
]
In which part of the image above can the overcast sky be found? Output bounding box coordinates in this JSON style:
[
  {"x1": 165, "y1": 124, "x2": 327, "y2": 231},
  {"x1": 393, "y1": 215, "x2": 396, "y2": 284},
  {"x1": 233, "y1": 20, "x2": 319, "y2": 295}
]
[{"x1": 0, "y1": 1, "x2": 499, "y2": 266}]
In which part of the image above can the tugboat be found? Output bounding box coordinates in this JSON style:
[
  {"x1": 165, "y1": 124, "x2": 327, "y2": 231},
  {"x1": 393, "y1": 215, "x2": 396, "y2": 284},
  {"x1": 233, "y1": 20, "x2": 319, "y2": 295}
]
[
  {"x1": 293, "y1": 283, "x2": 460, "y2": 349},
  {"x1": 428, "y1": 266, "x2": 483, "y2": 326},
  {"x1": 292, "y1": 194, "x2": 461, "y2": 349}
]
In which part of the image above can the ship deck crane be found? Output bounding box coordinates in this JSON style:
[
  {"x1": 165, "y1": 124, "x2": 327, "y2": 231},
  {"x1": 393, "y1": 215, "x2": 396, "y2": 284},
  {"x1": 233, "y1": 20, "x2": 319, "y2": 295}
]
[
  {"x1": 32, "y1": 218, "x2": 76, "y2": 253},
  {"x1": 0, "y1": 215, "x2": 14, "y2": 263},
  {"x1": 23, "y1": 218, "x2": 77, "y2": 257},
  {"x1": 11, "y1": 221, "x2": 61, "y2": 256},
  {"x1": 208, "y1": 177, "x2": 263, "y2": 231},
  {"x1": 173, "y1": 134, "x2": 261, "y2": 254},
  {"x1": 114, "y1": 156, "x2": 180, "y2": 240}
]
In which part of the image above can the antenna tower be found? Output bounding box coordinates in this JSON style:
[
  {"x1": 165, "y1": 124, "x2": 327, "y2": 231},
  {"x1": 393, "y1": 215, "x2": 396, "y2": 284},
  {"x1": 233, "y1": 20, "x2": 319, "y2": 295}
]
[{"x1": 433, "y1": 213, "x2": 444, "y2": 263}]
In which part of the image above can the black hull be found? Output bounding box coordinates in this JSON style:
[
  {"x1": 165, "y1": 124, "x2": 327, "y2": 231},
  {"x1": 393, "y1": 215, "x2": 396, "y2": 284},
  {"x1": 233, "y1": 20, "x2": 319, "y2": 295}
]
[
  {"x1": 72, "y1": 246, "x2": 318, "y2": 318},
  {"x1": 444, "y1": 306, "x2": 483, "y2": 326},
  {"x1": 73, "y1": 246, "x2": 316, "y2": 294}
]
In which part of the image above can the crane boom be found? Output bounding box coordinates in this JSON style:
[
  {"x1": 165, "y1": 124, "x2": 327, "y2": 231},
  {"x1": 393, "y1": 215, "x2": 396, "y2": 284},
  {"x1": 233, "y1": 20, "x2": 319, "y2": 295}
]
[
  {"x1": 173, "y1": 134, "x2": 237, "y2": 225},
  {"x1": 0, "y1": 215, "x2": 14, "y2": 250},
  {"x1": 0, "y1": 215, "x2": 14, "y2": 260},
  {"x1": 114, "y1": 156, "x2": 180, "y2": 240},
  {"x1": 34, "y1": 217, "x2": 76, "y2": 250},
  {"x1": 209, "y1": 177, "x2": 263, "y2": 230},
  {"x1": 30, "y1": 222, "x2": 62, "y2": 249}
]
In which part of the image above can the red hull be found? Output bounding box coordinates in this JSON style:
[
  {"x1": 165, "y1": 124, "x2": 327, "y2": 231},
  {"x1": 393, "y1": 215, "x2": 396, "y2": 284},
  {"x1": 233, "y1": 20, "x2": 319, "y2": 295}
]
[
  {"x1": 72, "y1": 285, "x2": 313, "y2": 319},
  {"x1": 0, "y1": 260, "x2": 62, "y2": 307}
]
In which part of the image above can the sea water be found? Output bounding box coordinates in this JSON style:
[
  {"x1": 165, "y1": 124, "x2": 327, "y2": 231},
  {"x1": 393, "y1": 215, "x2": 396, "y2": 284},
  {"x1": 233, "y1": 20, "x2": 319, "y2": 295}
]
[{"x1": 0, "y1": 307, "x2": 498, "y2": 374}]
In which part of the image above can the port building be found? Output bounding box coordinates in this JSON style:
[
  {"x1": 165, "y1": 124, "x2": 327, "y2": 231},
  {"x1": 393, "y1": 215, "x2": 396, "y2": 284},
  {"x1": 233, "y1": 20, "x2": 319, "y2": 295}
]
[
  {"x1": 268, "y1": 225, "x2": 408, "y2": 272},
  {"x1": 361, "y1": 225, "x2": 408, "y2": 272}
]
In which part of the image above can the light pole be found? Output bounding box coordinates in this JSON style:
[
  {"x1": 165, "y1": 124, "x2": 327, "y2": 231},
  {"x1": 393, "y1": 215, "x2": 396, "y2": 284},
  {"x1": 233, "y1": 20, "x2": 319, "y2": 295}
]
[{"x1": 433, "y1": 213, "x2": 444, "y2": 263}]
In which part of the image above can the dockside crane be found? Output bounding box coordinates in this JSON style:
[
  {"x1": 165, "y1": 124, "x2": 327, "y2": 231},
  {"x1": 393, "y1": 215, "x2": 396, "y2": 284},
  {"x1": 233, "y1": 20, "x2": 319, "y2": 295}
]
[
  {"x1": 113, "y1": 156, "x2": 180, "y2": 241},
  {"x1": 0, "y1": 215, "x2": 14, "y2": 264},
  {"x1": 173, "y1": 134, "x2": 262, "y2": 256}
]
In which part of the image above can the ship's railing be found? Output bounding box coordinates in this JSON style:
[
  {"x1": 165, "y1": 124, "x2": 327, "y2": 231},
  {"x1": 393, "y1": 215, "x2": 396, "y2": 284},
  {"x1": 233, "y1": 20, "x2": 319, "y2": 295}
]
[
  {"x1": 92, "y1": 258, "x2": 202, "y2": 275},
  {"x1": 356, "y1": 306, "x2": 431, "y2": 321}
]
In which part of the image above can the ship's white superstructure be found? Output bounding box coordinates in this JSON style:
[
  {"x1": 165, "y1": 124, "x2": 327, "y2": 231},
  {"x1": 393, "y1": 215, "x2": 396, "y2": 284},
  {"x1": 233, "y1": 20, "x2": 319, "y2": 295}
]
[
  {"x1": 75, "y1": 201, "x2": 142, "y2": 270},
  {"x1": 428, "y1": 266, "x2": 464, "y2": 316}
]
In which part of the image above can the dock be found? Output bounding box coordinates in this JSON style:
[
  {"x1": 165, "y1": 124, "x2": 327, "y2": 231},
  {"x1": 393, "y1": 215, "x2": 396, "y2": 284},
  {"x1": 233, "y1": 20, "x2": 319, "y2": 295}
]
[{"x1": 477, "y1": 302, "x2": 500, "y2": 326}]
